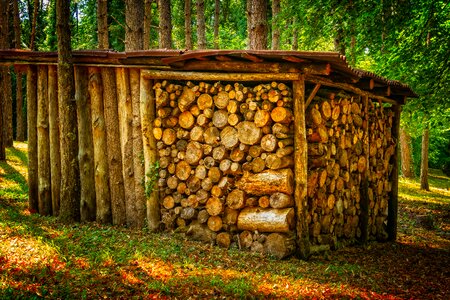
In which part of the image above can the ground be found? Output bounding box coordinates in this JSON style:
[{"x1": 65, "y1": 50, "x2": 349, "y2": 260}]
[{"x1": 0, "y1": 142, "x2": 449, "y2": 299}]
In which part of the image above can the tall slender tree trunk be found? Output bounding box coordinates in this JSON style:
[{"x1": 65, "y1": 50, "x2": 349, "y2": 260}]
[
  {"x1": 125, "y1": 0, "x2": 144, "y2": 51},
  {"x1": 26, "y1": 65, "x2": 38, "y2": 209},
  {"x1": 14, "y1": 0, "x2": 25, "y2": 141},
  {"x1": 0, "y1": 0, "x2": 12, "y2": 147},
  {"x1": 292, "y1": 17, "x2": 298, "y2": 50},
  {"x1": 97, "y1": 0, "x2": 109, "y2": 49},
  {"x1": 400, "y1": 127, "x2": 414, "y2": 178},
  {"x1": 213, "y1": 0, "x2": 220, "y2": 49},
  {"x1": 185, "y1": 0, "x2": 192, "y2": 49},
  {"x1": 248, "y1": 0, "x2": 268, "y2": 50},
  {"x1": 196, "y1": 0, "x2": 206, "y2": 49},
  {"x1": 158, "y1": 0, "x2": 172, "y2": 49},
  {"x1": 0, "y1": 0, "x2": 6, "y2": 159},
  {"x1": 57, "y1": 0, "x2": 81, "y2": 222},
  {"x1": 143, "y1": 0, "x2": 153, "y2": 49},
  {"x1": 30, "y1": 0, "x2": 39, "y2": 50},
  {"x1": 271, "y1": 0, "x2": 280, "y2": 50},
  {"x1": 246, "y1": 0, "x2": 251, "y2": 49},
  {"x1": 420, "y1": 124, "x2": 430, "y2": 191},
  {"x1": 48, "y1": 65, "x2": 60, "y2": 216}
]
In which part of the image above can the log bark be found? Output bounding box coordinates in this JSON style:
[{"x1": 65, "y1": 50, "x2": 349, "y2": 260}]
[
  {"x1": 265, "y1": 233, "x2": 296, "y2": 259},
  {"x1": 186, "y1": 222, "x2": 217, "y2": 242},
  {"x1": 37, "y1": 66, "x2": 52, "y2": 216},
  {"x1": 400, "y1": 127, "x2": 414, "y2": 178},
  {"x1": 48, "y1": 65, "x2": 60, "y2": 216},
  {"x1": 237, "y1": 207, "x2": 295, "y2": 233},
  {"x1": 226, "y1": 189, "x2": 245, "y2": 209},
  {"x1": 88, "y1": 67, "x2": 111, "y2": 224},
  {"x1": 388, "y1": 104, "x2": 401, "y2": 241},
  {"x1": 269, "y1": 192, "x2": 294, "y2": 209},
  {"x1": 27, "y1": 65, "x2": 39, "y2": 212},
  {"x1": 236, "y1": 169, "x2": 294, "y2": 195}
]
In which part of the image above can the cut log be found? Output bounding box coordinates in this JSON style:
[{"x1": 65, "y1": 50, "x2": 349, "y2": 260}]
[
  {"x1": 185, "y1": 141, "x2": 203, "y2": 165},
  {"x1": 190, "y1": 126, "x2": 204, "y2": 142},
  {"x1": 186, "y1": 222, "x2": 217, "y2": 242},
  {"x1": 265, "y1": 154, "x2": 294, "y2": 170},
  {"x1": 197, "y1": 209, "x2": 210, "y2": 223},
  {"x1": 162, "y1": 195, "x2": 175, "y2": 209},
  {"x1": 223, "y1": 207, "x2": 239, "y2": 225},
  {"x1": 236, "y1": 169, "x2": 294, "y2": 195},
  {"x1": 197, "y1": 93, "x2": 213, "y2": 110},
  {"x1": 239, "y1": 230, "x2": 253, "y2": 248},
  {"x1": 254, "y1": 110, "x2": 271, "y2": 128},
  {"x1": 216, "y1": 232, "x2": 231, "y2": 249},
  {"x1": 176, "y1": 161, "x2": 192, "y2": 181},
  {"x1": 265, "y1": 233, "x2": 296, "y2": 259},
  {"x1": 321, "y1": 101, "x2": 332, "y2": 120},
  {"x1": 269, "y1": 193, "x2": 294, "y2": 208},
  {"x1": 237, "y1": 207, "x2": 295, "y2": 233},
  {"x1": 271, "y1": 107, "x2": 292, "y2": 124},
  {"x1": 207, "y1": 215, "x2": 223, "y2": 232},
  {"x1": 203, "y1": 127, "x2": 220, "y2": 145},
  {"x1": 162, "y1": 128, "x2": 177, "y2": 145},
  {"x1": 261, "y1": 134, "x2": 277, "y2": 152},
  {"x1": 220, "y1": 126, "x2": 239, "y2": 149},
  {"x1": 236, "y1": 121, "x2": 262, "y2": 145},
  {"x1": 215, "y1": 91, "x2": 229, "y2": 109},
  {"x1": 178, "y1": 87, "x2": 196, "y2": 112},
  {"x1": 226, "y1": 189, "x2": 246, "y2": 209},
  {"x1": 251, "y1": 157, "x2": 266, "y2": 173},
  {"x1": 258, "y1": 196, "x2": 270, "y2": 208},
  {"x1": 212, "y1": 110, "x2": 229, "y2": 128}
]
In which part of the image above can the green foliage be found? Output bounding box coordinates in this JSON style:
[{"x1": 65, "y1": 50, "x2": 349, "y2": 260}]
[{"x1": 144, "y1": 161, "x2": 160, "y2": 197}]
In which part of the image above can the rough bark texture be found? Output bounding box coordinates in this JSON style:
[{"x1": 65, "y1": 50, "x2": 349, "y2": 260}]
[
  {"x1": 125, "y1": 0, "x2": 144, "y2": 51},
  {"x1": 88, "y1": 67, "x2": 112, "y2": 224},
  {"x1": 271, "y1": 0, "x2": 280, "y2": 50},
  {"x1": 48, "y1": 65, "x2": 61, "y2": 216},
  {"x1": 75, "y1": 66, "x2": 96, "y2": 222},
  {"x1": 249, "y1": 0, "x2": 268, "y2": 50},
  {"x1": 14, "y1": 0, "x2": 25, "y2": 141},
  {"x1": 30, "y1": 0, "x2": 39, "y2": 50},
  {"x1": 213, "y1": 0, "x2": 220, "y2": 49},
  {"x1": 237, "y1": 207, "x2": 295, "y2": 232},
  {"x1": 144, "y1": 0, "x2": 153, "y2": 49},
  {"x1": 97, "y1": 0, "x2": 109, "y2": 49},
  {"x1": 57, "y1": 0, "x2": 81, "y2": 222},
  {"x1": 420, "y1": 125, "x2": 429, "y2": 191},
  {"x1": 158, "y1": 0, "x2": 172, "y2": 49},
  {"x1": 293, "y1": 78, "x2": 310, "y2": 259},
  {"x1": 196, "y1": 0, "x2": 206, "y2": 49},
  {"x1": 400, "y1": 127, "x2": 414, "y2": 178},
  {"x1": 26, "y1": 65, "x2": 38, "y2": 209},
  {"x1": 292, "y1": 17, "x2": 298, "y2": 50},
  {"x1": 0, "y1": 0, "x2": 12, "y2": 147},
  {"x1": 184, "y1": 0, "x2": 192, "y2": 49},
  {"x1": 387, "y1": 104, "x2": 400, "y2": 241}
]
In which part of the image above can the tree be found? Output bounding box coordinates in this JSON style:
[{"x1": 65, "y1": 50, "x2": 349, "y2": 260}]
[
  {"x1": 57, "y1": 0, "x2": 81, "y2": 222},
  {"x1": 271, "y1": 0, "x2": 280, "y2": 50},
  {"x1": 248, "y1": 0, "x2": 268, "y2": 50},
  {"x1": 213, "y1": 0, "x2": 220, "y2": 49},
  {"x1": 158, "y1": 0, "x2": 172, "y2": 48},
  {"x1": 30, "y1": 0, "x2": 39, "y2": 50},
  {"x1": 0, "y1": 0, "x2": 12, "y2": 148},
  {"x1": 400, "y1": 128, "x2": 414, "y2": 178},
  {"x1": 196, "y1": 0, "x2": 206, "y2": 49},
  {"x1": 420, "y1": 124, "x2": 430, "y2": 191},
  {"x1": 185, "y1": 0, "x2": 192, "y2": 49},
  {"x1": 144, "y1": 0, "x2": 153, "y2": 49},
  {"x1": 13, "y1": 0, "x2": 25, "y2": 141}
]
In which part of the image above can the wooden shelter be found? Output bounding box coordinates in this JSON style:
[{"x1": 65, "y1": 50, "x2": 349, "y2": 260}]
[{"x1": 0, "y1": 49, "x2": 416, "y2": 259}]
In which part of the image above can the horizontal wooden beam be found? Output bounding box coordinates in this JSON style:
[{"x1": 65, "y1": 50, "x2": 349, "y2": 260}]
[
  {"x1": 141, "y1": 70, "x2": 301, "y2": 81},
  {"x1": 178, "y1": 61, "x2": 300, "y2": 73},
  {"x1": 306, "y1": 75, "x2": 401, "y2": 105}
]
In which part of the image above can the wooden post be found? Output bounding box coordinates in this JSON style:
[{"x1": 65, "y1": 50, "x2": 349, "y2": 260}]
[
  {"x1": 88, "y1": 67, "x2": 112, "y2": 224},
  {"x1": 102, "y1": 68, "x2": 126, "y2": 225},
  {"x1": 130, "y1": 68, "x2": 146, "y2": 228},
  {"x1": 359, "y1": 95, "x2": 370, "y2": 243},
  {"x1": 293, "y1": 76, "x2": 310, "y2": 259},
  {"x1": 16, "y1": 71, "x2": 25, "y2": 141},
  {"x1": 75, "y1": 66, "x2": 96, "y2": 222},
  {"x1": 27, "y1": 65, "x2": 38, "y2": 212},
  {"x1": 116, "y1": 67, "x2": 136, "y2": 227},
  {"x1": 387, "y1": 104, "x2": 401, "y2": 241},
  {"x1": 37, "y1": 65, "x2": 52, "y2": 215},
  {"x1": 140, "y1": 71, "x2": 160, "y2": 231},
  {"x1": 48, "y1": 65, "x2": 60, "y2": 216}
]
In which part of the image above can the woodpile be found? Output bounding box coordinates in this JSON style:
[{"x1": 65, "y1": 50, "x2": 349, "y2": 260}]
[{"x1": 153, "y1": 80, "x2": 296, "y2": 258}]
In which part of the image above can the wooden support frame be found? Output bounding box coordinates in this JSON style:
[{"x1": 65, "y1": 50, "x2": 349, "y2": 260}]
[
  {"x1": 293, "y1": 76, "x2": 311, "y2": 259},
  {"x1": 27, "y1": 65, "x2": 39, "y2": 212},
  {"x1": 140, "y1": 71, "x2": 160, "y2": 231},
  {"x1": 387, "y1": 104, "x2": 401, "y2": 241},
  {"x1": 359, "y1": 95, "x2": 370, "y2": 243},
  {"x1": 141, "y1": 70, "x2": 301, "y2": 81},
  {"x1": 305, "y1": 83, "x2": 321, "y2": 108}
]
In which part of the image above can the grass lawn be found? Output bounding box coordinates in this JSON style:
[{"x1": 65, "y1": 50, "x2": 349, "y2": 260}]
[{"x1": 1, "y1": 142, "x2": 449, "y2": 299}]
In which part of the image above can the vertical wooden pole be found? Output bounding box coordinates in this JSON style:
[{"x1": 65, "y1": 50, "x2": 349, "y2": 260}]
[
  {"x1": 102, "y1": 67, "x2": 126, "y2": 225},
  {"x1": 293, "y1": 76, "x2": 310, "y2": 259},
  {"x1": 116, "y1": 67, "x2": 136, "y2": 227},
  {"x1": 387, "y1": 104, "x2": 401, "y2": 241},
  {"x1": 75, "y1": 66, "x2": 96, "y2": 222},
  {"x1": 27, "y1": 65, "x2": 38, "y2": 212},
  {"x1": 37, "y1": 65, "x2": 52, "y2": 216},
  {"x1": 359, "y1": 95, "x2": 370, "y2": 243},
  {"x1": 48, "y1": 65, "x2": 61, "y2": 216},
  {"x1": 88, "y1": 67, "x2": 112, "y2": 224},
  {"x1": 16, "y1": 71, "x2": 25, "y2": 141},
  {"x1": 140, "y1": 72, "x2": 160, "y2": 231},
  {"x1": 130, "y1": 68, "x2": 146, "y2": 228}
]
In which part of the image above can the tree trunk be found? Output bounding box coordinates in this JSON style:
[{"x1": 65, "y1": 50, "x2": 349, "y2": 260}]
[
  {"x1": 88, "y1": 67, "x2": 112, "y2": 224},
  {"x1": 196, "y1": 0, "x2": 206, "y2": 49},
  {"x1": 158, "y1": 0, "x2": 172, "y2": 49},
  {"x1": 184, "y1": 0, "x2": 192, "y2": 49},
  {"x1": 400, "y1": 127, "x2": 414, "y2": 178},
  {"x1": 30, "y1": 0, "x2": 39, "y2": 50},
  {"x1": 97, "y1": 0, "x2": 109, "y2": 49},
  {"x1": 249, "y1": 0, "x2": 268, "y2": 50},
  {"x1": 125, "y1": 0, "x2": 144, "y2": 51},
  {"x1": 213, "y1": 0, "x2": 220, "y2": 49},
  {"x1": 75, "y1": 66, "x2": 96, "y2": 222},
  {"x1": 246, "y1": 0, "x2": 251, "y2": 49},
  {"x1": 292, "y1": 17, "x2": 298, "y2": 50},
  {"x1": 48, "y1": 65, "x2": 60, "y2": 216},
  {"x1": 144, "y1": 0, "x2": 152, "y2": 49},
  {"x1": 26, "y1": 65, "x2": 38, "y2": 209},
  {"x1": 57, "y1": 0, "x2": 81, "y2": 222},
  {"x1": 0, "y1": 0, "x2": 12, "y2": 147},
  {"x1": 14, "y1": 0, "x2": 25, "y2": 141},
  {"x1": 420, "y1": 124, "x2": 429, "y2": 191},
  {"x1": 271, "y1": 0, "x2": 280, "y2": 50}
]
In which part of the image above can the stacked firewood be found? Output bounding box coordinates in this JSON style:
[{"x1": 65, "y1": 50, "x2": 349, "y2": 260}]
[
  {"x1": 306, "y1": 91, "x2": 368, "y2": 247},
  {"x1": 152, "y1": 80, "x2": 296, "y2": 258},
  {"x1": 367, "y1": 101, "x2": 395, "y2": 240}
]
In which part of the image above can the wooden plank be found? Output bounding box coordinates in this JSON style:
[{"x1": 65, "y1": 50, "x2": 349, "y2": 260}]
[
  {"x1": 37, "y1": 65, "x2": 52, "y2": 216},
  {"x1": 27, "y1": 65, "x2": 39, "y2": 212},
  {"x1": 359, "y1": 95, "x2": 370, "y2": 243},
  {"x1": 293, "y1": 76, "x2": 311, "y2": 259},
  {"x1": 140, "y1": 72, "x2": 160, "y2": 231},
  {"x1": 178, "y1": 61, "x2": 299, "y2": 73},
  {"x1": 141, "y1": 70, "x2": 301, "y2": 81},
  {"x1": 387, "y1": 104, "x2": 401, "y2": 241},
  {"x1": 305, "y1": 83, "x2": 321, "y2": 108}
]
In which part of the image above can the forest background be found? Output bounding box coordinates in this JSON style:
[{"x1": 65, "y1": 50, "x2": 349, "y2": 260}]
[{"x1": 0, "y1": 0, "x2": 449, "y2": 183}]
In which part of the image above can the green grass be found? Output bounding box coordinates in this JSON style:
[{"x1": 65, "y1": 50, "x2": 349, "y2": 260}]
[{"x1": 1, "y1": 142, "x2": 449, "y2": 299}]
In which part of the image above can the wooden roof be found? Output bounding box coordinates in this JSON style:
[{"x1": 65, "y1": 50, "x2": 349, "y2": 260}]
[{"x1": 0, "y1": 49, "x2": 417, "y2": 103}]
